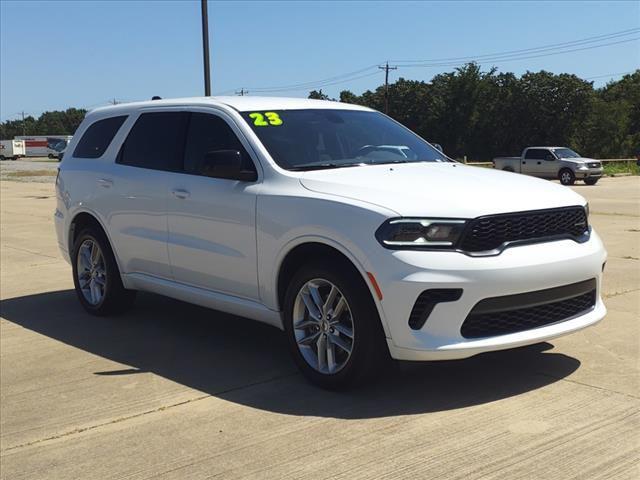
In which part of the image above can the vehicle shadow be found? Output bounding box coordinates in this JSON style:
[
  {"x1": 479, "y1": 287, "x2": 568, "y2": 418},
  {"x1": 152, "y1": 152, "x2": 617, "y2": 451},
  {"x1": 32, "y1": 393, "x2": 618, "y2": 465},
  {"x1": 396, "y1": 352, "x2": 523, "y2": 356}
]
[{"x1": 0, "y1": 290, "x2": 581, "y2": 419}]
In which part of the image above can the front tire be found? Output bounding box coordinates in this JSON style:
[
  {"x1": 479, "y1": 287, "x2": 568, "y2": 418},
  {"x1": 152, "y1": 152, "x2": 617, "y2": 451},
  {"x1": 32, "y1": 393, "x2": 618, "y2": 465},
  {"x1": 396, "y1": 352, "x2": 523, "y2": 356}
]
[
  {"x1": 584, "y1": 177, "x2": 599, "y2": 185},
  {"x1": 283, "y1": 262, "x2": 387, "y2": 389},
  {"x1": 71, "y1": 227, "x2": 136, "y2": 315},
  {"x1": 559, "y1": 169, "x2": 576, "y2": 185}
]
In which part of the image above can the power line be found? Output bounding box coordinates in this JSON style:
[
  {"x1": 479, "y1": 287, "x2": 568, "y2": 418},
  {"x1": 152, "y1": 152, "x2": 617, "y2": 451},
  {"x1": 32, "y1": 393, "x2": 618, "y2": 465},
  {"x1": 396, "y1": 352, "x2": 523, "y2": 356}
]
[
  {"x1": 584, "y1": 70, "x2": 636, "y2": 80},
  {"x1": 395, "y1": 36, "x2": 640, "y2": 68},
  {"x1": 246, "y1": 64, "x2": 380, "y2": 93},
  {"x1": 241, "y1": 70, "x2": 382, "y2": 94},
  {"x1": 225, "y1": 28, "x2": 638, "y2": 95},
  {"x1": 391, "y1": 27, "x2": 639, "y2": 64}
]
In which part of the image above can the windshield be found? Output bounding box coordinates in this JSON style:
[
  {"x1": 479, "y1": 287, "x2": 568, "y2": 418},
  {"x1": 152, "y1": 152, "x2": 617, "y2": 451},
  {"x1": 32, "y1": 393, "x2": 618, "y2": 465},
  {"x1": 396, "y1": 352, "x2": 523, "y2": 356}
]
[
  {"x1": 553, "y1": 148, "x2": 580, "y2": 159},
  {"x1": 240, "y1": 109, "x2": 447, "y2": 170}
]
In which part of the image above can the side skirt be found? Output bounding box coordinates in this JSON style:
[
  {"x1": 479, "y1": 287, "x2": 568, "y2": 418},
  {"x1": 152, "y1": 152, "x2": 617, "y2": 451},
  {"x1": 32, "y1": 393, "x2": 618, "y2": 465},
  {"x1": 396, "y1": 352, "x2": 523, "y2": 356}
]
[{"x1": 123, "y1": 273, "x2": 283, "y2": 330}]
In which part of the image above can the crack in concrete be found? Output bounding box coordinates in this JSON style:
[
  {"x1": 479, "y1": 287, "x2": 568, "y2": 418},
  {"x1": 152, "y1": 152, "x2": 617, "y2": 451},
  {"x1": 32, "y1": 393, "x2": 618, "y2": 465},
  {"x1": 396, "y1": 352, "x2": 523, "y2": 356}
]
[
  {"x1": 2, "y1": 244, "x2": 59, "y2": 260},
  {"x1": 603, "y1": 288, "x2": 640, "y2": 299},
  {"x1": 1, "y1": 372, "x2": 298, "y2": 454}
]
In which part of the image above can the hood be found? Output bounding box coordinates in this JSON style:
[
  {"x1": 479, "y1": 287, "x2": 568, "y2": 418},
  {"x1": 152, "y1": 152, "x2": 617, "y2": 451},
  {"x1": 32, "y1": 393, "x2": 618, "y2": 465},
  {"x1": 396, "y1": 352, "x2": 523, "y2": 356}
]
[
  {"x1": 561, "y1": 157, "x2": 597, "y2": 164},
  {"x1": 299, "y1": 163, "x2": 586, "y2": 217}
]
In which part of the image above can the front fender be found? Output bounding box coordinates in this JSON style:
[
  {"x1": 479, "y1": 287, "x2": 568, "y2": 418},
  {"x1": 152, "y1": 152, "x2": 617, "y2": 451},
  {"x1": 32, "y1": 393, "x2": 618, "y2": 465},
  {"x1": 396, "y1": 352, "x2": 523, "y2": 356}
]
[{"x1": 256, "y1": 193, "x2": 395, "y2": 337}]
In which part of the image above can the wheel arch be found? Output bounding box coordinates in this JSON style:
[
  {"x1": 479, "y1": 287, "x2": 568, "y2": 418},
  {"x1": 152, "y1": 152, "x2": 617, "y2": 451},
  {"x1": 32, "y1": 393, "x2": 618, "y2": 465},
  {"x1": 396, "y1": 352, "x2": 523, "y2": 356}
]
[
  {"x1": 274, "y1": 240, "x2": 390, "y2": 338},
  {"x1": 68, "y1": 210, "x2": 124, "y2": 275}
]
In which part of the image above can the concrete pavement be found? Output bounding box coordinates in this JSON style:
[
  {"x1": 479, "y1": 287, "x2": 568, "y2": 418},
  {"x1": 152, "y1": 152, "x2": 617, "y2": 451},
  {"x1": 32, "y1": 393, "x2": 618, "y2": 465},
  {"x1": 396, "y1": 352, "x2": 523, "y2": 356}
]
[{"x1": 1, "y1": 176, "x2": 638, "y2": 479}]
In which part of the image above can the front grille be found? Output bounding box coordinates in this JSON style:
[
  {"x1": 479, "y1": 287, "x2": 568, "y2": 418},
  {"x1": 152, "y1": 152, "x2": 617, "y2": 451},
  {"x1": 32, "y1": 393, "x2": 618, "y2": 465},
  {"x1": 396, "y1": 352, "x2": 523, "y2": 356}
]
[
  {"x1": 458, "y1": 206, "x2": 588, "y2": 253},
  {"x1": 588, "y1": 162, "x2": 601, "y2": 168},
  {"x1": 461, "y1": 279, "x2": 596, "y2": 339}
]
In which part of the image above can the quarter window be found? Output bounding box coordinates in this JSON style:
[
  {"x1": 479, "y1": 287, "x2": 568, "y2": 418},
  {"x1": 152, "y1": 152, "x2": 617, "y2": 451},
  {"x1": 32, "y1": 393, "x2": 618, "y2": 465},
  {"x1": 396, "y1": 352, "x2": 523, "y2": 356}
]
[
  {"x1": 118, "y1": 112, "x2": 189, "y2": 171},
  {"x1": 73, "y1": 116, "x2": 127, "y2": 158}
]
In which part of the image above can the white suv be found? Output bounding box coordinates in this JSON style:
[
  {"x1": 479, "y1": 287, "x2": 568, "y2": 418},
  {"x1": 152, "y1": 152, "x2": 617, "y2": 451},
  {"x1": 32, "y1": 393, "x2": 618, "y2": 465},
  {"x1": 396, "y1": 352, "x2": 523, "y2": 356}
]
[{"x1": 55, "y1": 97, "x2": 607, "y2": 389}]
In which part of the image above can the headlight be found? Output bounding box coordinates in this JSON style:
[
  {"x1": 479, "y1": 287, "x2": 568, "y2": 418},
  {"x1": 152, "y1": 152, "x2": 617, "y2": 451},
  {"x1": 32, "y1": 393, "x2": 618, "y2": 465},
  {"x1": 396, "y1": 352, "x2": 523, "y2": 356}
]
[
  {"x1": 376, "y1": 218, "x2": 467, "y2": 249},
  {"x1": 578, "y1": 165, "x2": 589, "y2": 170}
]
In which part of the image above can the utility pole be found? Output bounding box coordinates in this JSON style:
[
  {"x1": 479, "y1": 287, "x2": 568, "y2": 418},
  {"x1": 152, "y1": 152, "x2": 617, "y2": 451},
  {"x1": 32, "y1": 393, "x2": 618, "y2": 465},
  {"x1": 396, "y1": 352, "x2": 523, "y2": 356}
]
[
  {"x1": 21, "y1": 111, "x2": 25, "y2": 136},
  {"x1": 378, "y1": 62, "x2": 397, "y2": 114},
  {"x1": 201, "y1": 0, "x2": 211, "y2": 96},
  {"x1": 110, "y1": 98, "x2": 118, "y2": 105},
  {"x1": 235, "y1": 88, "x2": 248, "y2": 96}
]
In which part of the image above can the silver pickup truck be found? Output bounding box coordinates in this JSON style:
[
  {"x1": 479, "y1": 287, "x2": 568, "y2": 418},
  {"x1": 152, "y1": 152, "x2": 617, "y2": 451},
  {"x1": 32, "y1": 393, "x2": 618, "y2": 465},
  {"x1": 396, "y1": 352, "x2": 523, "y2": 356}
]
[{"x1": 493, "y1": 147, "x2": 603, "y2": 185}]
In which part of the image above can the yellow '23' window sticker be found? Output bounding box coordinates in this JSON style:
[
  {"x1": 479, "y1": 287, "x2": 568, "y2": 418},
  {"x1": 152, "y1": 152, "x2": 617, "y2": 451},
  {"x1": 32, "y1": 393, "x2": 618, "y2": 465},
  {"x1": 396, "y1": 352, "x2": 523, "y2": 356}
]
[{"x1": 249, "y1": 112, "x2": 283, "y2": 126}]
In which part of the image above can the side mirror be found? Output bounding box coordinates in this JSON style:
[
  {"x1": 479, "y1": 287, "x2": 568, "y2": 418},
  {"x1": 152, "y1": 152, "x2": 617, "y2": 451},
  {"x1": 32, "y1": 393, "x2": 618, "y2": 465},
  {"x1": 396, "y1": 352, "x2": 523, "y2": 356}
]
[
  {"x1": 202, "y1": 150, "x2": 257, "y2": 181},
  {"x1": 545, "y1": 154, "x2": 555, "y2": 161},
  {"x1": 432, "y1": 143, "x2": 443, "y2": 153}
]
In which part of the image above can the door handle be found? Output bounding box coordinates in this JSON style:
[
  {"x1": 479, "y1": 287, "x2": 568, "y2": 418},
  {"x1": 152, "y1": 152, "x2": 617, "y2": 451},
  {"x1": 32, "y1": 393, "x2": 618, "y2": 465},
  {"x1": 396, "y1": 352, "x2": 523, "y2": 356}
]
[
  {"x1": 537, "y1": 161, "x2": 542, "y2": 165},
  {"x1": 97, "y1": 178, "x2": 113, "y2": 188},
  {"x1": 522, "y1": 161, "x2": 526, "y2": 164},
  {"x1": 171, "y1": 189, "x2": 190, "y2": 200}
]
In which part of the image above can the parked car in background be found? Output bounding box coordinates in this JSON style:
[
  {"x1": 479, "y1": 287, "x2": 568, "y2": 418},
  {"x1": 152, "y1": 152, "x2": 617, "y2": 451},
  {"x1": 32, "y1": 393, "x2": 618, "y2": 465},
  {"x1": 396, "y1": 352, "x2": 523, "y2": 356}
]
[
  {"x1": 0, "y1": 139, "x2": 26, "y2": 160},
  {"x1": 55, "y1": 97, "x2": 606, "y2": 389},
  {"x1": 493, "y1": 147, "x2": 603, "y2": 185}
]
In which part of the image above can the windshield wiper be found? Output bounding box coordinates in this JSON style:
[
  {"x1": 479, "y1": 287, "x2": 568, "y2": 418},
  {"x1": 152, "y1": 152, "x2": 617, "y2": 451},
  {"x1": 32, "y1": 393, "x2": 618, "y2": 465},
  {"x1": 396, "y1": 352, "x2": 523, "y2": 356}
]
[
  {"x1": 369, "y1": 159, "x2": 410, "y2": 165},
  {"x1": 289, "y1": 162, "x2": 363, "y2": 171}
]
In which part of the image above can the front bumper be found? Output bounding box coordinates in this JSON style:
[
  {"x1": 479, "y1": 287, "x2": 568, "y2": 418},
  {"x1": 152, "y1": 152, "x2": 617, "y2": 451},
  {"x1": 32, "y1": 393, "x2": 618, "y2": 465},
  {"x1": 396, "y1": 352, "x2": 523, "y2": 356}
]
[
  {"x1": 575, "y1": 168, "x2": 603, "y2": 179},
  {"x1": 371, "y1": 230, "x2": 607, "y2": 361}
]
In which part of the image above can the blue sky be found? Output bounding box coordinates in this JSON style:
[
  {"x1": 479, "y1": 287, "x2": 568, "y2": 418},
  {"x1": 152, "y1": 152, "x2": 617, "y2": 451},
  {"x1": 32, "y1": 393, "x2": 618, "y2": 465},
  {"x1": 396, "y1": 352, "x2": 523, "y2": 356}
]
[{"x1": 1, "y1": 1, "x2": 638, "y2": 121}]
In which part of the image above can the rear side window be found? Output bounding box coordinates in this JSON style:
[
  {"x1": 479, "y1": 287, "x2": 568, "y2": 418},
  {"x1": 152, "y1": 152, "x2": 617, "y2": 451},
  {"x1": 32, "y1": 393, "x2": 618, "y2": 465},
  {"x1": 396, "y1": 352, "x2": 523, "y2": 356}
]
[
  {"x1": 183, "y1": 113, "x2": 255, "y2": 175},
  {"x1": 118, "y1": 112, "x2": 189, "y2": 171},
  {"x1": 525, "y1": 149, "x2": 547, "y2": 160},
  {"x1": 73, "y1": 116, "x2": 127, "y2": 158}
]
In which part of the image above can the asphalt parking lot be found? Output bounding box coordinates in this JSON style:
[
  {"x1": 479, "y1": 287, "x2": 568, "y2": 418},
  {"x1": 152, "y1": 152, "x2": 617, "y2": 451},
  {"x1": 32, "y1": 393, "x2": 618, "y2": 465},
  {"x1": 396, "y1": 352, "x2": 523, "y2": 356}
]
[{"x1": 1, "y1": 172, "x2": 638, "y2": 479}]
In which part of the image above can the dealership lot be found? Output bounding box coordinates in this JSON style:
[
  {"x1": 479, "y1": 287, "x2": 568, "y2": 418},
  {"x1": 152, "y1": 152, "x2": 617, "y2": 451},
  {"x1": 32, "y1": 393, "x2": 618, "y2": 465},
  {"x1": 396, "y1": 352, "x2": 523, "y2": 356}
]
[{"x1": 1, "y1": 174, "x2": 638, "y2": 479}]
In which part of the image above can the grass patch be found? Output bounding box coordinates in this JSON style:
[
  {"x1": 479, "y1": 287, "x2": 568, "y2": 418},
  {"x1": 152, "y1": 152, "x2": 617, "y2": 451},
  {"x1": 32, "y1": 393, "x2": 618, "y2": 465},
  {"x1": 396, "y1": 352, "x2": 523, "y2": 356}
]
[
  {"x1": 6, "y1": 170, "x2": 56, "y2": 177},
  {"x1": 603, "y1": 161, "x2": 639, "y2": 176}
]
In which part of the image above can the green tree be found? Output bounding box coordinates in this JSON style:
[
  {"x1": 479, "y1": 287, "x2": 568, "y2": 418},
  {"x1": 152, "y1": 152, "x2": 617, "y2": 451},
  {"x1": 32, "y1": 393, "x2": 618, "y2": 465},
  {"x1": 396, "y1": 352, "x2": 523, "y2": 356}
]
[
  {"x1": 0, "y1": 108, "x2": 86, "y2": 139},
  {"x1": 308, "y1": 89, "x2": 331, "y2": 100}
]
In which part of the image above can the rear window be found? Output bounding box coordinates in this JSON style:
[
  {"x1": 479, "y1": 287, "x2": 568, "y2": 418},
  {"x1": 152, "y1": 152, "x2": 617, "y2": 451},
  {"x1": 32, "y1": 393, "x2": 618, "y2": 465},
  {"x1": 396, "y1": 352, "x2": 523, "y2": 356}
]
[
  {"x1": 73, "y1": 116, "x2": 127, "y2": 158},
  {"x1": 117, "y1": 112, "x2": 189, "y2": 171}
]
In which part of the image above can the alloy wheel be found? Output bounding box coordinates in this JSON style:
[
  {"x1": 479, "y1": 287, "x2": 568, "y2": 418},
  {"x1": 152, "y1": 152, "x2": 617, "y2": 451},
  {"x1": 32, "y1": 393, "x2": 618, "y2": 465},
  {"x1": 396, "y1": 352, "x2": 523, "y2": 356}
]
[
  {"x1": 76, "y1": 239, "x2": 106, "y2": 305},
  {"x1": 293, "y1": 278, "x2": 355, "y2": 374}
]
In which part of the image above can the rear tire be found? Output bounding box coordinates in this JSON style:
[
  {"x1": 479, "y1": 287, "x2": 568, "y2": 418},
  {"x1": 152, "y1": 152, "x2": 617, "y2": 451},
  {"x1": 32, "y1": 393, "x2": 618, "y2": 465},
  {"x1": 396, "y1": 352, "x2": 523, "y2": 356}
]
[
  {"x1": 71, "y1": 226, "x2": 136, "y2": 315},
  {"x1": 48, "y1": 153, "x2": 54, "y2": 159},
  {"x1": 559, "y1": 169, "x2": 575, "y2": 186},
  {"x1": 584, "y1": 177, "x2": 599, "y2": 185},
  {"x1": 283, "y1": 261, "x2": 387, "y2": 390}
]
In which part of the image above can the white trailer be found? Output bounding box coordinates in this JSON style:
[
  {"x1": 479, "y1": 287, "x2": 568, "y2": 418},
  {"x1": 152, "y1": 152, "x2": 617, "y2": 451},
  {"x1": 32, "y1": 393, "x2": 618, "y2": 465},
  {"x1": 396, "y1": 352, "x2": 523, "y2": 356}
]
[
  {"x1": 15, "y1": 135, "x2": 73, "y2": 158},
  {"x1": 0, "y1": 140, "x2": 26, "y2": 160}
]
